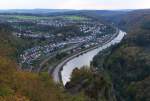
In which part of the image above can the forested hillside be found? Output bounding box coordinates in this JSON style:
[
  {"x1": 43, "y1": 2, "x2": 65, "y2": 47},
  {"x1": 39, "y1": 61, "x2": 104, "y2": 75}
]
[
  {"x1": 65, "y1": 67, "x2": 116, "y2": 101},
  {"x1": 0, "y1": 24, "x2": 86, "y2": 101},
  {"x1": 92, "y1": 9, "x2": 150, "y2": 101}
]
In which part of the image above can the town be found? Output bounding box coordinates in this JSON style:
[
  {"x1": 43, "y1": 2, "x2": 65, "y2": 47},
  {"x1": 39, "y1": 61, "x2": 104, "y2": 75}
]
[{"x1": 0, "y1": 14, "x2": 116, "y2": 69}]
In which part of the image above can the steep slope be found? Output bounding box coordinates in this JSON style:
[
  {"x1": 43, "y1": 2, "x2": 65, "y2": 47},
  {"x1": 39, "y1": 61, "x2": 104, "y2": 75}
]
[
  {"x1": 65, "y1": 67, "x2": 116, "y2": 101},
  {"x1": 92, "y1": 9, "x2": 150, "y2": 101},
  {"x1": 0, "y1": 24, "x2": 86, "y2": 101}
]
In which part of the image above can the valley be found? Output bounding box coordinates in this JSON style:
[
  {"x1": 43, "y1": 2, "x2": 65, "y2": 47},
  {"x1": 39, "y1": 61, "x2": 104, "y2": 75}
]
[
  {"x1": 0, "y1": 9, "x2": 149, "y2": 101},
  {"x1": 0, "y1": 14, "x2": 116, "y2": 72}
]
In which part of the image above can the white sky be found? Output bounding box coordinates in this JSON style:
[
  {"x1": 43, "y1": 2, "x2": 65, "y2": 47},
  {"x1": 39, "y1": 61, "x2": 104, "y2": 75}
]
[{"x1": 0, "y1": 0, "x2": 150, "y2": 10}]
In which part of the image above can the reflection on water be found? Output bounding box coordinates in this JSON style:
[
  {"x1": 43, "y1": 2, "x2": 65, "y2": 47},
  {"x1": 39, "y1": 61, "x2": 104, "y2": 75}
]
[{"x1": 61, "y1": 30, "x2": 127, "y2": 85}]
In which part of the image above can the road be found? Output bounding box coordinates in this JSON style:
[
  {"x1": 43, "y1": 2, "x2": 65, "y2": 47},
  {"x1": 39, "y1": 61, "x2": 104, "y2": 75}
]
[
  {"x1": 52, "y1": 44, "x2": 101, "y2": 83},
  {"x1": 52, "y1": 31, "x2": 119, "y2": 83},
  {"x1": 37, "y1": 44, "x2": 80, "y2": 72}
]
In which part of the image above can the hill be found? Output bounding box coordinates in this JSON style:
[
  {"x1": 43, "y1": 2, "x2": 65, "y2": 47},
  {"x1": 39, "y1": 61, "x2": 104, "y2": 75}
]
[
  {"x1": 91, "y1": 9, "x2": 150, "y2": 101},
  {"x1": 0, "y1": 24, "x2": 86, "y2": 101},
  {"x1": 0, "y1": 9, "x2": 74, "y2": 14}
]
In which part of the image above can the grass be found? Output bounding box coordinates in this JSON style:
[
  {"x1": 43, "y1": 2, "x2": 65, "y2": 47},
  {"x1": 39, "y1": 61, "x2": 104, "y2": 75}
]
[
  {"x1": 9, "y1": 15, "x2": 51, "y2": 20},
  {"x1": 62, "y1": 16, "x2": 88, "y2": 20}
]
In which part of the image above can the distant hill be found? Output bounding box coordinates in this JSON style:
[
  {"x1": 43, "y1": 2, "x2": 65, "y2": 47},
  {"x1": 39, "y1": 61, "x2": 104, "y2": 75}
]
[
  {"x1": 0, "y1": 9, "x2": 132, "y2": 15},
  {"x1": 0, "y1": 9, "x2": 74, "y2": 14}
]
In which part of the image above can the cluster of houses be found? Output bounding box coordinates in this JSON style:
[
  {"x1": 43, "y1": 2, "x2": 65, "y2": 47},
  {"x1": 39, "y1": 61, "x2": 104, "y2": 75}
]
[
  {"x1": 36, "y1": 17, "x2": 90, "y2": 28},
  {"x1": 8, "y1": 16, "x2": 90, "y2": 39},
  {"x1": 79, "y1": 23, "x2": 106, "y2": 35},
  {"x1": 20, "y1": 42, "x2": 67, "y2": 64},
  {"x1": 20, "y1": 35, "x2": 94, "y2": 65},
  {"x1": 2, "y1": 15, "x2": 110, "y2": 41},
  {"x1": 15, "y1": 32, "x2": 52, "y2": 39},
  {"x1": 37, "y1": 19, "x2": 68, "y2": 27},
  {"x1": 20, "y1": 31, "x2": 114, "y2": 66},
  {"x1": 0, "y1": 14, "x2": 118, "y2": 69},
  {"x1": 1, "y1": 15, "x2": 115, "y2": 67}
]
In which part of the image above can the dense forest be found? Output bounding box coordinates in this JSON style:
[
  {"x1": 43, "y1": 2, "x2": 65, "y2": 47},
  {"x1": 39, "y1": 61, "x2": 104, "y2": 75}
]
[{"x1": 102, "y1": 9, "x2": 150, "y2": 101}]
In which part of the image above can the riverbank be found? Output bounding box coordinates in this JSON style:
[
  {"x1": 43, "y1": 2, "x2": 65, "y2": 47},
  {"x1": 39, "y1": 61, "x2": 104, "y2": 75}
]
[{"x1": 52, "y1": 30, "x2": 120, "y2": 84}]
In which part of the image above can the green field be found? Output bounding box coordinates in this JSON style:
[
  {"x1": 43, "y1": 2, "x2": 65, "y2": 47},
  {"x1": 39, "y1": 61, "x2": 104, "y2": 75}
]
[
  {"x1": 62, "y1": 16, "x2": 88, "y2": 20},
  {"x1": 9, "y1": 15, "x2": 51, "y2": 20}
]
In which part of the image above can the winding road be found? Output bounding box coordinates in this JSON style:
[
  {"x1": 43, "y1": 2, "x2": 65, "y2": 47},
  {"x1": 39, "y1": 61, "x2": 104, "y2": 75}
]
[{"x1": 52, "y1": 30, "x2": 121, "y2": 83}]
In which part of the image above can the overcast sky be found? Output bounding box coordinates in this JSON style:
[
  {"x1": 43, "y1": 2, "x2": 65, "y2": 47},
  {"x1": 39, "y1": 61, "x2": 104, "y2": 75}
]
[{"x1": 0, "y1": 0, "x2": 150, "y2": 10}]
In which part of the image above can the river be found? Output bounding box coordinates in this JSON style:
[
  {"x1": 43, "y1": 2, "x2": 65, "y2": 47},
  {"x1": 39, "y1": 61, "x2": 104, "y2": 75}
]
[{"x1": 61, "y1": 30, "x2": 127, "y2": 85}]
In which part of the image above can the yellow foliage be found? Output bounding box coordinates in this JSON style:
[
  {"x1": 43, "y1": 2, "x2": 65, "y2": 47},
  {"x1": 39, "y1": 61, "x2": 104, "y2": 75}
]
[
  {"x1": 0, "y1": 94, "x2": 30, "y2": 101},
  {"x1": 0, "y1": 25, "x2": 87, "y2": 101}
]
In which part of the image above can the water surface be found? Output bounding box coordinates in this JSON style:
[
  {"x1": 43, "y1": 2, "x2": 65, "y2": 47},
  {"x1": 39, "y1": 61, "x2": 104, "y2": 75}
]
[{"x1": 61, "y1": 30, "x2": 127, "y2": 85}]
